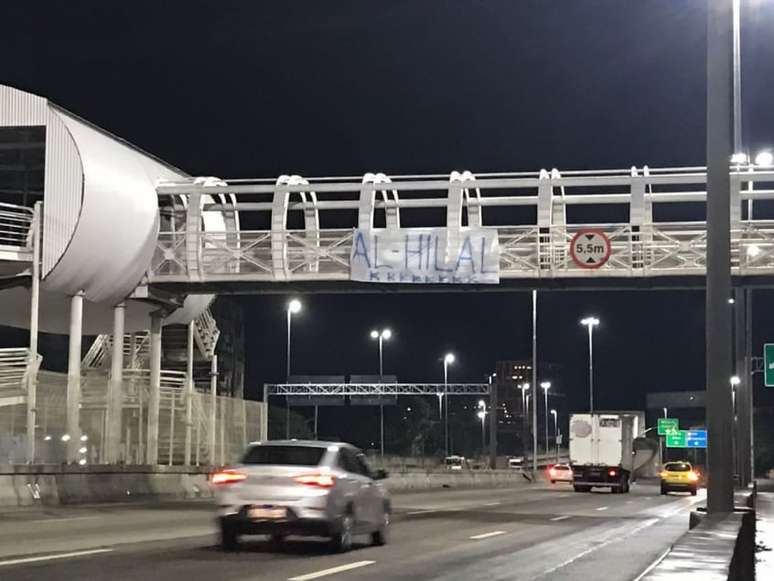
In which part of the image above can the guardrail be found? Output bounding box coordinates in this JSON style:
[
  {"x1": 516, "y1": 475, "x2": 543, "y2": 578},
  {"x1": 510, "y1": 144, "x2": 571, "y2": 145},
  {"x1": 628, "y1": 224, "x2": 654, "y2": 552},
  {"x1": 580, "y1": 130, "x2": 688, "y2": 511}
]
[{"x1": 0, "y1": 202, "x2": 34, "y2": 253}]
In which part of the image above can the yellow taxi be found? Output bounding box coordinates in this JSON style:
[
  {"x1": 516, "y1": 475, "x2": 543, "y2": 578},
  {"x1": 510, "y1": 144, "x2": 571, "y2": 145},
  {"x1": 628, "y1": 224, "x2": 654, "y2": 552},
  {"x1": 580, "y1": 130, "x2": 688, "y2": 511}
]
[{"x1": 660, "y1": 461, "x2": 700, "y2": 496}]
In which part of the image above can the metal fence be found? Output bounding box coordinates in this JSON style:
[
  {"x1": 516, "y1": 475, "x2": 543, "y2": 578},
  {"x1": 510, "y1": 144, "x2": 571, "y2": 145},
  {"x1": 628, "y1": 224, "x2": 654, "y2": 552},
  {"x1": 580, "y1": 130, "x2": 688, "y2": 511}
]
[{"x1": 0, "y1": 370, "x2": 267, "y2": 465}]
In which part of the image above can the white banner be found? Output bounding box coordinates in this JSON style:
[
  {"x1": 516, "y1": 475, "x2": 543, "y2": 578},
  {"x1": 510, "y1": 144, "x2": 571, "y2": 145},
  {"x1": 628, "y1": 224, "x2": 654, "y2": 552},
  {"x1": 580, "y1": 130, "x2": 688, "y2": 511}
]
[{"x1": 350, "y1": 228, "x2": 500, "y2": 284}]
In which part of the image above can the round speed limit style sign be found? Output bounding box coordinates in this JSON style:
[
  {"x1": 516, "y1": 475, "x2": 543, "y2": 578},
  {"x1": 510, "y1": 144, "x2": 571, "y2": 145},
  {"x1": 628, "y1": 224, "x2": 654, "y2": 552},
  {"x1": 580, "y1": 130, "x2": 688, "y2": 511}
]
[{"x1": 569, "y1": 229, "x2": 612, "y2": 269}]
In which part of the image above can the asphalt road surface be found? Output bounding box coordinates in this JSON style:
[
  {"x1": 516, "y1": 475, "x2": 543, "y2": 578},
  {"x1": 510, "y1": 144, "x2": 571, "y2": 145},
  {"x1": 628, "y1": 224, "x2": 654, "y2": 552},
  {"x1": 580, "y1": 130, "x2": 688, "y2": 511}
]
[{"x1": 0, "y1": 481, "x2": 703, "y2": 581}]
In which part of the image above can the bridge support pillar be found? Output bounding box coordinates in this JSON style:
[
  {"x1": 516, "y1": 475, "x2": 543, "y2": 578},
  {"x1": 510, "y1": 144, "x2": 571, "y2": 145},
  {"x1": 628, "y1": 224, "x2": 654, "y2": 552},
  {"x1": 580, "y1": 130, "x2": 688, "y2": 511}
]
[
  {"x1": 106, "y1": 303, "x2": 125, "y2": 464},
  {"x1": 66, "y1": 291, "x2": 84, "y2": 463},
  {"x1": 210, "y1": 355, "x2": 218, "y2": 465},
  {"x1": 489, "y1": 377, "x2": 498, "y2": 469},
  {"x1": 184, "y1": 321, "x2": 194, "y2": 465},
  {"x1": 26, "y1": 203, "x2": 41, "y2": 464},
  {"x1": 146, "y1": 314, "x2": 162, "y2": 465},
  {"x1": 734, "y1": 288, "x2": 752, "y2": 487}
]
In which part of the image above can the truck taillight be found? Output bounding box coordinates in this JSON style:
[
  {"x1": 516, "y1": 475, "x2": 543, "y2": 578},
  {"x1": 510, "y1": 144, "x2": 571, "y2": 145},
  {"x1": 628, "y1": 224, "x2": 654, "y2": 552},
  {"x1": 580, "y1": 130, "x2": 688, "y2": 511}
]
[
  {"x1": 608, "y1": 469, "x2": 617, "y2": 477},
  {"x1": 294, "y1": 473, "x2": 336, "y2": 488},
  {"x1": 211, "y1": 469, "x2": 247, "y2": 485}
]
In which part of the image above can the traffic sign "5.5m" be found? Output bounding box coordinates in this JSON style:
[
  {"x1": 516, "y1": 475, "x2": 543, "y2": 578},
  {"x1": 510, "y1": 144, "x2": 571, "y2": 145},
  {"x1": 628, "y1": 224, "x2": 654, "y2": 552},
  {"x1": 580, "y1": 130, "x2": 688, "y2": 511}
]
[{"x1": 570, "y1": 229, "x2": 612, "y2": 269}]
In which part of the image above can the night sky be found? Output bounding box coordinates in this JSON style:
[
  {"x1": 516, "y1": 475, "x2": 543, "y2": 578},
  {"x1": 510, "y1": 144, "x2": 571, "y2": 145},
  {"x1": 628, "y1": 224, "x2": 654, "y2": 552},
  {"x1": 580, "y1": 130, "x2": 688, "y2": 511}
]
[{"x1": 3, "y1": 1, "x2": 774, "y2": 436}]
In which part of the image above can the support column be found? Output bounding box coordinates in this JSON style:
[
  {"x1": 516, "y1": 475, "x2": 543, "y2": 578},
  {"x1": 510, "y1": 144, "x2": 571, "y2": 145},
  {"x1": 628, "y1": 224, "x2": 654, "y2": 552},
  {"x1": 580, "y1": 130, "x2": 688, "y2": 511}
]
[
  {"x1": 489, "y1": 377, "x2": 498, "y2": 469},
  {"x1": 26, "y1": 203, "x2": 41, "y2": 463},
  {"x1": 184, "y1": 321, "x2": 194, "y2": 465},
  {"x1": 146, "y1": 314, "x2": 162, "y2": 465},
  {"x1": 106, "y1": 303, "x2": 126, "y2": 463},
  {"x1": 746, "y1": 288, "x2": 755, "y2": 482},
  {"x1": 705, "y1": 0, "x2": 734, "y2": 514},
  {"x1": 210, "y1": 354, "x2": 218, "y2": 464},
  {"x1": 66, "y1": 291, "x2": 84, "y2": 463},
  {"x1": 735, "y1": 288, "x2": 751, "y2": 487}
]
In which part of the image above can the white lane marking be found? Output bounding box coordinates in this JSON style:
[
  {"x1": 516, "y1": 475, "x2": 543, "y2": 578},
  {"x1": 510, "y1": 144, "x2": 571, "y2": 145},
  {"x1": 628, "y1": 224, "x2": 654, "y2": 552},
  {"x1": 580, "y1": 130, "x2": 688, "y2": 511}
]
[
  {"x1": 288, "y1": 561, "x2": 375, "y2": 581},
  {"x1": 550, "y1": 515, "x2": 571, "y2": 522},
  {"x1": 28, "y1": 515, "x2": 102, "y2": 524},
  {"x1": 406, "y1": 510, "x2": 435, "y2": 515},
  {"x1": 631, "y1": 548, "x2": 672, "y2": 581},
  {"x1": 469, "y1": 530, "x2": 507, "y2": 540},
  {"x1": 596, "y1": 506, "x2": 609, "y2": 511},
  {"x1": 533, "y1": 518, "x2": 660, "y2": 580},
  {"x1": 483, "y1": 502, "x2": 502, "y2": 506},
  {"x1": 0, "y1": 548, "x2": 114, "y2": 567}
]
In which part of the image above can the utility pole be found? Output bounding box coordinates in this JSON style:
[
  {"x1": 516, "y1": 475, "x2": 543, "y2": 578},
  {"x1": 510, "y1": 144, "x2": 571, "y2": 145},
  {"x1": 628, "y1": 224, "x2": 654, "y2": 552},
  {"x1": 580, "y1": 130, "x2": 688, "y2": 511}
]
[{"x1": 705, "y1": 0, "x2": 735, "y2": 514}]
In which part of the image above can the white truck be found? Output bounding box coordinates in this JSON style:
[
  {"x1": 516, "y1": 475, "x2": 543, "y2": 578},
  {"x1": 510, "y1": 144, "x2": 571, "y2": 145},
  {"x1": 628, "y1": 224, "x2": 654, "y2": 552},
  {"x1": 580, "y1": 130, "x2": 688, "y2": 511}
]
[{"x1": 569, "y1": 413, "x2": 636, "y2": 493}]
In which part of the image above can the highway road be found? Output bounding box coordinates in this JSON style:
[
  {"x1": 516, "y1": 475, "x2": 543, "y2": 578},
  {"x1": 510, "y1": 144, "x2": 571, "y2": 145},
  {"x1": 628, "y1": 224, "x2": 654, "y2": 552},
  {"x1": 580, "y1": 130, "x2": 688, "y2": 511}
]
[{"x1": 0, "y1": 481, "x2": 703, "y2": 581}]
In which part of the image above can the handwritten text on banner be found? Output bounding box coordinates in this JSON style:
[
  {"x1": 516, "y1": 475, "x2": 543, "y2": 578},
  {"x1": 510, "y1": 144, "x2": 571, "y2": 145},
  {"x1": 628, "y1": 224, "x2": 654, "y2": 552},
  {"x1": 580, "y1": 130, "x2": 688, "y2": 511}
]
[{"x1": 350, "y1": 228, "x2": 500, "y2": 284}]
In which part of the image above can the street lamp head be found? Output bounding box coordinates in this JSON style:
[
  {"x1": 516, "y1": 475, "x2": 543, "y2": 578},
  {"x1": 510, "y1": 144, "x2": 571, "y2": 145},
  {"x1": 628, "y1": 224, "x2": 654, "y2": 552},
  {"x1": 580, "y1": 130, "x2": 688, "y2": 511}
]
[
  {"x1": 288, "y1": 299, "x2": 302, "y2": 314},
  {"x1": 581, "y1": 316, "x2": 600, "y2": 327},
  {"x1": 540, "y1": 381, "x2": 551, "y2": 390},
  {"x1": 731, "y1": 152, "x2": 749, "y2": 165},
  {"x1": 550, "y1": 409, "x2": 557, "y2": 417},
  {"x1": 478, "y1": 399, "x2": 485, "y2": 408},
  {"x1": 370, "y1": 330, "x2": 379, "y2": 339},
  {"x1": 444, "y1": 353, "x2": 455, "y2": 364},
  {"x1": 382, "y1": 328, "x2": 392, "y2": 340},
  {"x1": 755, "y1": 150, "x2": 774, "y2": 167},
  {"x1": 521, "y1": 382, "x2": 530, "y2": 390},
  {"x1": 477, "y1": 410, "x2": 486, "y2": 420},
  {"x1": 730, "y1": 375, "x2": 741, "y2": 386}
]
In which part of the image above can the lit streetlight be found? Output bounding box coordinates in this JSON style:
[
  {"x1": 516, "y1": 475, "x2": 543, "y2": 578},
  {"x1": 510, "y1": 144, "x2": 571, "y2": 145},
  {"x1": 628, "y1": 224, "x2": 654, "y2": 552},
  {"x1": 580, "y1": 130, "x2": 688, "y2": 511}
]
[
  {"x1": 442, "y1": 353, "x2": 455, "y2": 457},
  {"x1": 755, "y1": 150, "x2": 774, "y2": 168},
  {"x1": 580, "y1": 317, "x2": 600, "y2": 413},
  {"x1": 477, "y1": 399, "x2": 487, "y2": 455},
  {"x1": 663, "y1": 407, "x2": 668, "y2": 419},
  {"x1": 541, "y1": 382, "x2": 551, "y2": 457},
  {"x1": 285, "y1": 299, "x2": 302, "y2": 439},
  {"x1": 550, "y1": 409, "x2": 558, "y2": 463},
  {"x1": 371, "y1": 328, "x2": 392, "y2": 459}
]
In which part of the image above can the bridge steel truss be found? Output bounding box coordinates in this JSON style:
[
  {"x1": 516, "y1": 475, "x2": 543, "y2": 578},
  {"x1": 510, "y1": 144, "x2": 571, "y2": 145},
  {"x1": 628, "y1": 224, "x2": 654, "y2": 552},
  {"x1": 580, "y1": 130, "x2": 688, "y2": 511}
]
[
  {"x1": 263, "y1": 383, "x2": 490, "y2": 399},
  {"x1": 149, "y1": 166, "x2": 774, "y2": 286}
]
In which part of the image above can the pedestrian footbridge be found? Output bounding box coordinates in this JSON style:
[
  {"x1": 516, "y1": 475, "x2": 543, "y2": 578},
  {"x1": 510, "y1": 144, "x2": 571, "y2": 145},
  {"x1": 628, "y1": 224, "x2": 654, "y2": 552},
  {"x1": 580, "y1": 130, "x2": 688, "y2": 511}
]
[{"x1": 149, "y1": 167, "x2": 774, "y2": 291}]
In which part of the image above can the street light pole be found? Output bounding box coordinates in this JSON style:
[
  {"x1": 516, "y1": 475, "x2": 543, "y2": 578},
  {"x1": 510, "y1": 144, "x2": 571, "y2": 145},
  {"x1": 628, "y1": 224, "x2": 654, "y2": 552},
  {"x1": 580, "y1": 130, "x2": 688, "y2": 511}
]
[
  {"x1": 550, "y1": 409, "x2": 558, "y2": 463},
  {"x1": 285, "y1": 299, "x2": 302, "y2": 439},
  {"x1": 443, "y1": 353, "x2": 454, "y2": 457},
  {"x1": 705, "y1": 0, "x2": 735, "y2": 515},
  {"x1": 541, "y1": 382, "x2": 551, "y2": 457},
  {"x1": 580, "y1": 317, "x2": 600, "y2": 413},
  {"x1": 477, "y1": 400, "x2": 486, "y2": 456},
  {"x1": 371, "y1": 329, "x2": 392, "y2": 460}
]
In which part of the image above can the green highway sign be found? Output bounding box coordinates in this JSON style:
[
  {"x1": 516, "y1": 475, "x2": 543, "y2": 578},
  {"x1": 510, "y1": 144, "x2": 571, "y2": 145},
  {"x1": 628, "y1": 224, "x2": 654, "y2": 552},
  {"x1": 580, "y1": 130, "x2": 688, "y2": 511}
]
[
  {"x1": 765, "y1": 344, "x2": 774, "y2": 387},
  {"x1": 657, "y1": 418, "x2": 679, "y2": 436},
  {"x1": 666, "y1": 430, "x2": 688, "y2": 448}
]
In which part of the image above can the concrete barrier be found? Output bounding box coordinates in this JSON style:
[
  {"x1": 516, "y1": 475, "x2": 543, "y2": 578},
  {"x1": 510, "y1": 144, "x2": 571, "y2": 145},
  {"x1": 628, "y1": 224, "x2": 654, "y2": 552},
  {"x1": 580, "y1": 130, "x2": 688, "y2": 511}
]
[{"x1": 0, "y1": 465, "x2": 533, "y2": 507}]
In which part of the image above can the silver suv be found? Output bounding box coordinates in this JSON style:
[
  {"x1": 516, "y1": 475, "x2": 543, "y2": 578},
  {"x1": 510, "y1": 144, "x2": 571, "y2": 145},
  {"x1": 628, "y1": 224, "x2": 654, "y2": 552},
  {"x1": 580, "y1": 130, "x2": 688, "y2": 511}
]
[{"x1": 212, "y1": 440, "x2": 391, "y2": 552}]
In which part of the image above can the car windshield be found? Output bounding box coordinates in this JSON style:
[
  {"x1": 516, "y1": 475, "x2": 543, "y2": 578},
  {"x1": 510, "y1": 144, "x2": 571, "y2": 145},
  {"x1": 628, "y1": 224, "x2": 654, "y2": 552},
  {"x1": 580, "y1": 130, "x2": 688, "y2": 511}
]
[
  {"x1": 242, "y1": 445, "x2": 325, "y2": 466},
  {"x1": 664, "y1": 462, "x2": 691, "y2": 472}
]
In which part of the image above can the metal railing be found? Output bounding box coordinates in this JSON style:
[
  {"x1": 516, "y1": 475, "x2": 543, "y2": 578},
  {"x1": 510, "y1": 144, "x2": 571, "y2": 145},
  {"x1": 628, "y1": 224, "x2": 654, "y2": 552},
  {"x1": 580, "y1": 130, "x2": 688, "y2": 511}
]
[
  {"x1": 194, "y1": 308, "x2": 220, "y2": 359},
  {"x1": 148, "y1": 166, "x2": 774, "y2": 284},
  {"x1": 82, "y1": 332, "x2": 151, "y2": 369},
  {"x1": 0, "y1": 202, "x2": 34, "y2": 254},
  {"x1": 0, "y1": 348, "x2": 34, "y2": 398}
]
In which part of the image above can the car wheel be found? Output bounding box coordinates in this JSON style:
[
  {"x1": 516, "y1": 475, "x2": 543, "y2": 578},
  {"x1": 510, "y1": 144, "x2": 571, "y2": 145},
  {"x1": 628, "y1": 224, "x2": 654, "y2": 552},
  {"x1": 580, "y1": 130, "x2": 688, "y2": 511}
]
[
  {"x1": 371, "y1": 506, "x2": 390, "y2": 546},
  {"x1": 690, "y1": 487, "x2": 698, "y2": 496},
  {"x1": 332, "y1": 512, "x2": 354, "y2": 553},
  {"x1": 270, "y1": 534, "x2": 286, "y2": 545},
  {"x1": 220, "y1": 521, "x2": 240, "y2": 552},
  {"x1": 551, "y1": 480, "x2": 556, "y2": 484},
  {"x1": 660, "y1": 484, "x2": 667, "y2": 496}
]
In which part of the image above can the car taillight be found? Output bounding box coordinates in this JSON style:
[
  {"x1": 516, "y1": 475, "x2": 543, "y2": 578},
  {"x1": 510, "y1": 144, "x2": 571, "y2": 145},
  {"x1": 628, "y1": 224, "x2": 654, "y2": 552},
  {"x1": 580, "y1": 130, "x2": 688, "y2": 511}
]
[
  {"x1": 211, "y1": 469, "x2": 247, "y2": 485},
  {"x1": 688, "y1": 471, "x2": 699, "y2": 482},
  {"x1": 608, "y1": 469, "x2": 617, "y2": 477},
  {"x1": 294, "y1": 473, "x2": 336, "y2": 488}
]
